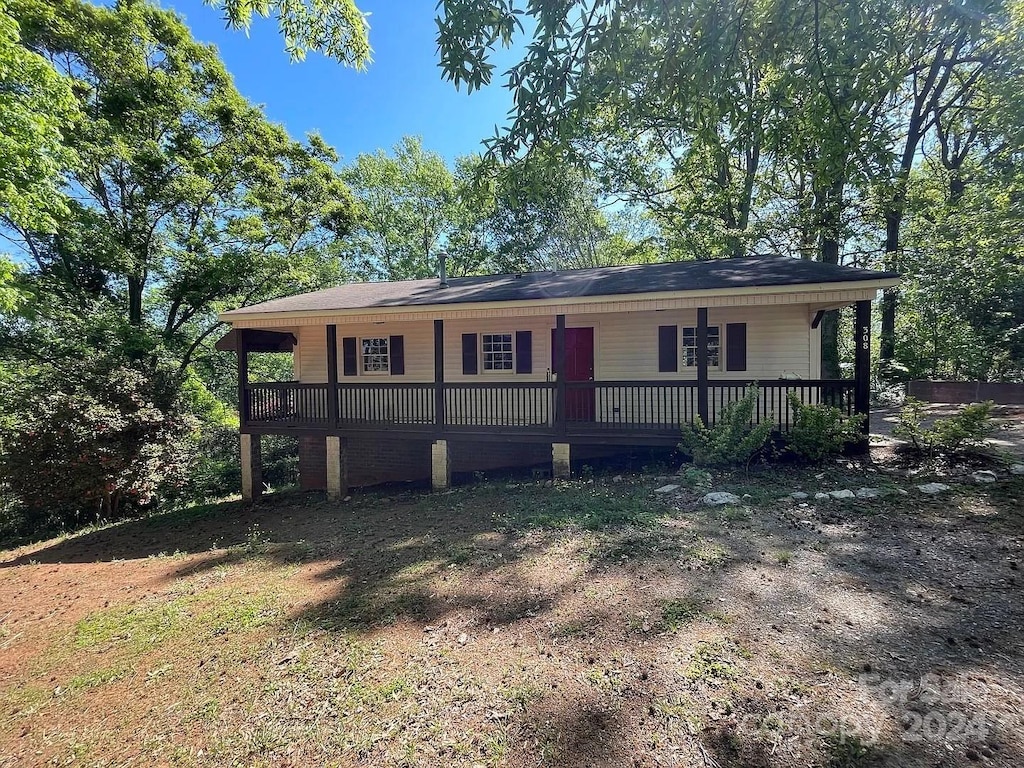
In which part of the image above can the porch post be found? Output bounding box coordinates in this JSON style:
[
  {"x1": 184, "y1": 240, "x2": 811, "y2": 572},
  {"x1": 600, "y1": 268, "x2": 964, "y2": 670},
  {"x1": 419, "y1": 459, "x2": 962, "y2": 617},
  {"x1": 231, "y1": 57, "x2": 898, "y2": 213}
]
[
  {"x1": 240, "y1": 433, "x2": 262, "y2": 503},
  {"x1": 696, "y1": 307, "x2": 710, "y2": 425},
  {"x1": 434, "y1": 319, "x2": 444, "y2": 435},
  {"x1": 431, "y1": 439, "x2": 451, "y2": 490},
  {"x1": 853, "y1": 299, "x2": 871, "y2": 453},
  {"x1": 326, "y1": 324, "x2": 339, "y2": 427},
  {"x1": 236, "y1": 327, "x2": 249, "y2": 428},
  {"x1": 326, "y1": 435, "x2": 347, "y2": 500},
  {"x1": 554, "y1": 314, "x2": 567, "y2": 437}
]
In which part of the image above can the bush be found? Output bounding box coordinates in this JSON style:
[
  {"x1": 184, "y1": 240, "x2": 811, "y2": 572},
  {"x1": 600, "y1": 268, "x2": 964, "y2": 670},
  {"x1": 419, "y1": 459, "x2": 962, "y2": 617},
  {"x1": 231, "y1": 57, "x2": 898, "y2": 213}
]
[
  {"x1": 678, "y1": 385, "x2": 773, "y2": 467},
  {"x1": 177, "y1": 426, "x2": 299, "y2": 502},
  {"x1": 0, "y1": 362, "x2": 195, "y2": 532},
  {"x1": 785, "y1": 392, "x2": 866, "y2": 462},
  {"x1": 893, "y1": 398, "x2": 997, "y2": 457}
]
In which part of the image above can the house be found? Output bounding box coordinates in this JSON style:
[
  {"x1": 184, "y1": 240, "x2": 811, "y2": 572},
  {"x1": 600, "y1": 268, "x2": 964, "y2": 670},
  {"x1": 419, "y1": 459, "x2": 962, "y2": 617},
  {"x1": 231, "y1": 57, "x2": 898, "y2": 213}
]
[{"x1": 217, "y1": 256, "x2": 899, "y2": 501}]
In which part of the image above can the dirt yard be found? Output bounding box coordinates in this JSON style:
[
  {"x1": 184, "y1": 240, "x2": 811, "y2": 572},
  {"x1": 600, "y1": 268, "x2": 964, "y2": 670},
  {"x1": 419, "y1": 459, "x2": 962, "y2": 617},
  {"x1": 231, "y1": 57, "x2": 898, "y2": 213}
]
[{"x1": 1, "y1": 455, "x2": 1023, "y2": 767}]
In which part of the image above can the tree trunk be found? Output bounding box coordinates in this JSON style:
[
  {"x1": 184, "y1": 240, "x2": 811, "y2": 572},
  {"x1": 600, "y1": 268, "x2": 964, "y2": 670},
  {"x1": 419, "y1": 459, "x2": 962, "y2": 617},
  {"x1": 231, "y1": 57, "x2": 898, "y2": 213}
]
[
  {"x1": 819, "y1": 236, "x2": 842, "y2": 380},
  {"x1": 879, "y1": 210, "x2": 900, "y2": 364},
  {"x1": 128, "y1": 274, "x2": 144, "y2": 326}
]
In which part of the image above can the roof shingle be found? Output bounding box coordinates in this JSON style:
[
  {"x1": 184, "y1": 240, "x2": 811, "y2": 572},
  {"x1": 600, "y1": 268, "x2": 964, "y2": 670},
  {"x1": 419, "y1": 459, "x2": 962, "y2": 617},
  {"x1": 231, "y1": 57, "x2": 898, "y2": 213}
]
[{"x1": 222, "y1": 256, "x2": 898, "y2": 316}]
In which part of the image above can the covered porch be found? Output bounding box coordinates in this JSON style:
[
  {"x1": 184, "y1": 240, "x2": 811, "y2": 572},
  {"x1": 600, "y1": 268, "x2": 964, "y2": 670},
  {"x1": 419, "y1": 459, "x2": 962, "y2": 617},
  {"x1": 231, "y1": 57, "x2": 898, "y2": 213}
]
[{"x1": 224, "y1": 302, "x2": 872, "y2": 501}]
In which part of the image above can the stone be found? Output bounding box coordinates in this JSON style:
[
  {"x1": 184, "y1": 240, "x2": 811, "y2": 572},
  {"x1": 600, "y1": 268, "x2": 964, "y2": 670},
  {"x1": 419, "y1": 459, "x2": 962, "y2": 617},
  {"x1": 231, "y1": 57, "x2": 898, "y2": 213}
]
[
  {"x1": 814, "y1": 492, "x2": 831, "y2": 500},
  {"x1": 1010, "y1": 464, "x2": 1024, "y2": 476},
  {"x1": 611, "y1": 475, "x2": 625, "y2": 483},
  {"x1": 790, "y1": 492, "x2": 809, "y2": 500},
  {"x1": 655, "y1": 484, "x2": 681, "y2": 494},
  {"x1": 971, "y1": 470, "x2": 997, "y2": 484},
  {"x1": 917, "y1": 482, "x2": 951, "y2": 494},
  {"x1": 830, "y1": 489, "x2": 856, "y2": 500},
  {"x1": 855, "y1": 487, "x2": 881, "y2": 499},
  {"x1": 701, "y1": 491, "x2": 741, "y2": 506}
]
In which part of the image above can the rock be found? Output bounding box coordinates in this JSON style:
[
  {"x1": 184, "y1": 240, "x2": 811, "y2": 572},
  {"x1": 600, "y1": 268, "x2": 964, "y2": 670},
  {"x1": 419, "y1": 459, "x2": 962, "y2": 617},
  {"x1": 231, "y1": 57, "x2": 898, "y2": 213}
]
[
  {"x1": 917, "y1": 482, "x2": 951, "y2": 494},
  {"x1": 830, "y1": 489, "x2": 856, "y2": 500},
  {"x1": 814, "y1": 492, "x2": 831, "y2": 500},
  {"x1": 741, "y1": 493, "x2": 752, "y2": 500},
  {"x1": 1010, "y1": 464, "x2": 1024, "y2": 476},
  {"x1": 342, "y1": 495, "x2": 352, "y2": 503},
  {"x1": 790, "y1": 492, "x2": 809, "y2": 500},
  {"x1": 701, "y1": 491, "x2": 741, "y2": 506},
  {"x1": 971, "y1": 470, "x2": 997, "y2": 484},
  {"x1": 457, "y1": 633, "x2": 468, "y2": 645},
  {"x1": 611, "y1": 475, "x2": 625, "y2": 483},
  {"x1": 654, "y1": 484, "x2": 681, "y2": 494},
  {"x1": 543, "y1": 479, "x2": 553, "y2": 487},
  {"x1": 855, "y1": 487, "x2": 881, "y2": 499}
]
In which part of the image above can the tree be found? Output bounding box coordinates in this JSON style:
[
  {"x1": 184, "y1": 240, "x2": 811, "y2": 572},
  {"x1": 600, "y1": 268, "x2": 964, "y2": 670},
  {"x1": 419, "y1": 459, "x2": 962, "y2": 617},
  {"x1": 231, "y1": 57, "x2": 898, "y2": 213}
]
[
  {"x1": 0, "y1": 3, "x2": 77, "y2": 231},
  {"x1": 9, "y1": 0, "x2": 355, "y2": 360},
  {"x1": 206, "y1": 0, "x2": 371, "y2": 65},
  {"x1": 0, "y1": 0, "x2": 359, "y2": 527},
  {"x1": 341, "y1": 136, "x2": 490, "y2": 280}
]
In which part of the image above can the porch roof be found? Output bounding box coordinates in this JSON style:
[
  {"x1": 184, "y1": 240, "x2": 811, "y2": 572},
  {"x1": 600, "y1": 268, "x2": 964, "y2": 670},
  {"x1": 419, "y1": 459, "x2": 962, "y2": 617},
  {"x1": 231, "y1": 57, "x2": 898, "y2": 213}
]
[{"x1": 222, "y1": 256, "x2": 898, "y2": 319}]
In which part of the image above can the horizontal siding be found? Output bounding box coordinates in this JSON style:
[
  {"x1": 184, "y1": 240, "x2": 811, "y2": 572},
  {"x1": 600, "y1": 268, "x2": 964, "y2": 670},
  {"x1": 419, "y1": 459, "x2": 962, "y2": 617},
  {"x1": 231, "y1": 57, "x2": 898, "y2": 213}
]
[
  {"x1": 576, "y1": 305, "x2": 812, "y2": 381},
  {"x1": 297, "y1": 320, "x2": 434, "y2": 383},
  {"x1": 295, "y1": 307, "x2": 814, "y2": 384}
]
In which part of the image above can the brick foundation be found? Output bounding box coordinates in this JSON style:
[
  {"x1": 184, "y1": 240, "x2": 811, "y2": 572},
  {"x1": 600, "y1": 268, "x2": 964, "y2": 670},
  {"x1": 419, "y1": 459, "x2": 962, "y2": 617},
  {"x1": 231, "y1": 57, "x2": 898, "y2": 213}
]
[{"x1": 298, "y1": 435, "x2": 622, "y2": 490}]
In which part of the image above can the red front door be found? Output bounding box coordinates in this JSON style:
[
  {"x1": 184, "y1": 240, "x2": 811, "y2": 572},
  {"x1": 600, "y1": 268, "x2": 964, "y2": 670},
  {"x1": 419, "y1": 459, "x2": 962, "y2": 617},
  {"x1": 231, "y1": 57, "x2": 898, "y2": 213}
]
[{"x1": 552, "y1": 327, "x2": 595, "y2": 421}]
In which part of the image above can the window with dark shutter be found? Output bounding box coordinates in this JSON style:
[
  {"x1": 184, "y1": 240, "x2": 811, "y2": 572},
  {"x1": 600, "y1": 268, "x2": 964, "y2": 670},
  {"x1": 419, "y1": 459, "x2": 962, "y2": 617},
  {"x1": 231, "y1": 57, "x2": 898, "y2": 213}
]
[
  {"x1": 658, "y1": 325, "x2": 678, "y2": 372},
  {"x1": 342, "y1": 337, "x2": 357, "y2": 376},
  {"x1": 390, "y1": 335, "x2": 405, "y2": 375},
  {"x1": 515, "y1": 330, "x2": 532, "y2": 374},
  {"x1": 462, "y1": 333, "x2": 478, "y2": 374},
  {"x1": 726, "y1": 323, "x2": 747, "y2": 371}
]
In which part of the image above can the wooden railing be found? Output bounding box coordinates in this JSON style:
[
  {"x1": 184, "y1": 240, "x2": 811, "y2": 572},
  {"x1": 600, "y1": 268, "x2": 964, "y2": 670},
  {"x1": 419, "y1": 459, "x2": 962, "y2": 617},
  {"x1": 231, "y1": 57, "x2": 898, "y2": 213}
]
[{"x1": 244, "y1": 379, "x2": 858, "y2": 439}]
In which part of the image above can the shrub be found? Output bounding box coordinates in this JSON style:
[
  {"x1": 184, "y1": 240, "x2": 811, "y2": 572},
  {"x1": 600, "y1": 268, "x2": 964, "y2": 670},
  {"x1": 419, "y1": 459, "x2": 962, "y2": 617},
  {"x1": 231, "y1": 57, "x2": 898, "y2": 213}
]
[
  {"x1": 893, "y1": 398, "x2": 997, "y2": 457},
  {"x1": 785, "y1": 392, "x2": 866, "y2": 462},
  {"x1": 0, "y1": 362, "x2": 194, "y2": 532},
  {"x1": 678, "y1": 385, "x2": 773, "y2": 467}
]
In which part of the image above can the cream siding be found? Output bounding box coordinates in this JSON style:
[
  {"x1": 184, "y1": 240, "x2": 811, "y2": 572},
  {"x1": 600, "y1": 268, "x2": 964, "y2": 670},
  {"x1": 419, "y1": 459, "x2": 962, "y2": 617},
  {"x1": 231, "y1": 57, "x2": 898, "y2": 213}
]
[{"x1": 286, "y1": 305, "x2": 821, "y2": 427}]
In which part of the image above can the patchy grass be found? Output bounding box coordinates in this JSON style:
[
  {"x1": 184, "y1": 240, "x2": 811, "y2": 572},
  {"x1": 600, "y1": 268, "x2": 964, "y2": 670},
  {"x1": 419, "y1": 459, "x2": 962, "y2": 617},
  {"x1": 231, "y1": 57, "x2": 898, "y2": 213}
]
[{"x1": 1, "y1": 462, "x2": 1023, "y2": 767}]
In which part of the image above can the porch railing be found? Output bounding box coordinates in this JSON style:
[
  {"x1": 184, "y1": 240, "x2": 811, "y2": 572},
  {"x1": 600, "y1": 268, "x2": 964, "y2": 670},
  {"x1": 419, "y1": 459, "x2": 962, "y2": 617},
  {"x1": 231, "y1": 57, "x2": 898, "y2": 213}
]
[{"x1": 243, "y1": 379, "x2": 857, "y2": 439}]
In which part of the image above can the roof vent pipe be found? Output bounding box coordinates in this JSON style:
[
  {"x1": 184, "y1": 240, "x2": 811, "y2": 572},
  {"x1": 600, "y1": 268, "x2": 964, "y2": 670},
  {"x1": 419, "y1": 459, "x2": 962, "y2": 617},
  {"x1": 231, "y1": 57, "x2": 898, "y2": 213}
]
[{"x1": 438, "y1": 250, "x2": 449, "y2": 288}]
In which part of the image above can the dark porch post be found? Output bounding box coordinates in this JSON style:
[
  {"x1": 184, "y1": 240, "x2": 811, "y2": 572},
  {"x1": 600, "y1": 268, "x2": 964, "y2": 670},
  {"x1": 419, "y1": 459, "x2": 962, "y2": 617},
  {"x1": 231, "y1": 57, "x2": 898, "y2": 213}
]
[
  {"x1": 853, "y1": 299, "x2": 871, "y2": 453},
  {"x1": 326, "y1": 324, "x2": 339, "y2": 426},
  {"x1": 434, "y1": 319, "x2": 445, "y2": 434},
  {"x1": 696, "y1": 307, "x2": 710, "y2": 425},
  {"x1": 554, "y1": 314, "x2": 567, "y2": 437},
  {"x1": 236, "y1": 327, "x2": 249, "y2": 427}
]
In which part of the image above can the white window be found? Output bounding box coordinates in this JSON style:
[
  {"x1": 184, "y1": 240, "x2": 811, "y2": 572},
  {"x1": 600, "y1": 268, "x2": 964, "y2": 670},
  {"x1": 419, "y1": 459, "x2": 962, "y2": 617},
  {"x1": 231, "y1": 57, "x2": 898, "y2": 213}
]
[
  {"x1": 682, "y1": 326, "x2": 721, "y2": 368},
  {"x1": 482, "y1": 332, "x2": 514, "y2": 371},
  {"x1": 361, "y1": 337, "x2": 389, "y2": 373}
]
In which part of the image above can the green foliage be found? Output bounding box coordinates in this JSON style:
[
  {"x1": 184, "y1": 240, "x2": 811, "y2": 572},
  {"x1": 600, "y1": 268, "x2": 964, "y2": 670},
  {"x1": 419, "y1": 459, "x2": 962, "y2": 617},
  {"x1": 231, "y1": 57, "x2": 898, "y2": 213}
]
[
  {"x1": 678, "y1": 386, "x2": 773, "y2": 467},
  {"x1": 0, "y1": 3, "x2": 78, "y2": 231},
  {"x1": 209, "y1": 0, "x2": 371, "y2": 66},
  {"x1": 893, "y1": 398, "x2": 998, "y2": 457},
  {"x1": 342, "y1": 136, "x2": 488, "y2": 280},
  {"x1": 784, "y1": 392, "x2": 866, "y2": 463},
  {"x1": 0, "y1": 359, "x2": 195, "y2": 531}
]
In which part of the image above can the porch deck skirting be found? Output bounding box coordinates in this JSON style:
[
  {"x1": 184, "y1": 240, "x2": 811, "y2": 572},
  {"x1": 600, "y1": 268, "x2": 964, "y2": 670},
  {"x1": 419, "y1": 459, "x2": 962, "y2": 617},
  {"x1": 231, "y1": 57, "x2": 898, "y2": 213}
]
[{"x1": 241, "y1": 379, "x2": 856, "y2": 445}]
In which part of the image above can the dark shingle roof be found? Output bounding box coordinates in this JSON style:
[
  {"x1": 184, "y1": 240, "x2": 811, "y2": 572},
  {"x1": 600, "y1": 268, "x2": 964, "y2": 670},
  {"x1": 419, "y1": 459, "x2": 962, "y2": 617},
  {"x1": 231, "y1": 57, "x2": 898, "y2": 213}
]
[{"x1": 222, "y1": 256, "x2": 898, "y2": 316}]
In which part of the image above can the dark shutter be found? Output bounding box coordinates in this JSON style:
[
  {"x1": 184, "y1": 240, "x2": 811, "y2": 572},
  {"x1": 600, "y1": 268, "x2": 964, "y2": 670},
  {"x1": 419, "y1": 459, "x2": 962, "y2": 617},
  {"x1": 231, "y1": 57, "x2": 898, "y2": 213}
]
[
  {"x1": 389, "y1": 335, "x2": 405, "y2": 375},
  {"x1": 515, "y1": 330, "x2": 532, "y2": 374},
  {"x1": 658, "y1": 325, "x2": 678, "y2": 372},
  {"x1": 342, "y1": 337, "x2": 358, "y2": 376},
  {"x1": 726, "y1": 323, "x2": 747, "y2": 371},
  {"x1": 462, "y1": 333, "x2": 478, "y2": 375}
]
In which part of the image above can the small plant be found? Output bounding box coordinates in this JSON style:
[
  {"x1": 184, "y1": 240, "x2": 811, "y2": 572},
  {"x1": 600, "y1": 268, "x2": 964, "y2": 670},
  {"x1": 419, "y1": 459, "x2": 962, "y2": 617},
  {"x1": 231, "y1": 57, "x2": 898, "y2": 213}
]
[
  {"x1": 776, "y1": 550, "x2": 792, "y2": 566},
  {"x1": 894, "y1": 398, "x2": 997, "y2": 457},
  {"x1": 678, "y1": 385, "x2": 773, "y2": 467},
  {"x1": 785, "y1": 393, "x2": 866, "y2": 462},
  {"x1": 678, "y1": 466, "x2": 712, "y2": 489}
]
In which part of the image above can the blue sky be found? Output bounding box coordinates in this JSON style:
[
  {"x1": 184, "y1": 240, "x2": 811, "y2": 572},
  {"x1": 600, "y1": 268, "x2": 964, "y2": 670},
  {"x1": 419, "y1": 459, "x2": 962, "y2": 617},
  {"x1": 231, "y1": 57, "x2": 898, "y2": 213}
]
[{"x1": 167, "y1": 1, "x2": 523, "y2": 163}]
